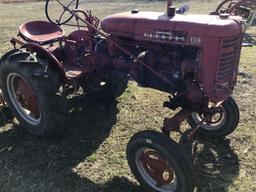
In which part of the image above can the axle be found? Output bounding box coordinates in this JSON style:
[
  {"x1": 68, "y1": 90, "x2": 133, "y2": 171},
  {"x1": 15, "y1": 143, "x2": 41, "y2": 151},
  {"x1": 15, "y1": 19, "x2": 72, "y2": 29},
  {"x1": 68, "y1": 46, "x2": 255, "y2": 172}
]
[{"x1": 162, "y1": 98, "x2": 225, "y2": 140}]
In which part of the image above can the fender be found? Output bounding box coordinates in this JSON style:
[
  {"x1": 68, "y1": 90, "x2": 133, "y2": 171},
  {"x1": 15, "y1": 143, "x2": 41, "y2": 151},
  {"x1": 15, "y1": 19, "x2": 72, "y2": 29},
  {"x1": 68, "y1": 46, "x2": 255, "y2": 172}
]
[
  {"x1": 21, "y1": 43, "x2": 68, "y2": 81},
  {"x1": 0, "y1": 49, "x2": 19, "y2": 65}
]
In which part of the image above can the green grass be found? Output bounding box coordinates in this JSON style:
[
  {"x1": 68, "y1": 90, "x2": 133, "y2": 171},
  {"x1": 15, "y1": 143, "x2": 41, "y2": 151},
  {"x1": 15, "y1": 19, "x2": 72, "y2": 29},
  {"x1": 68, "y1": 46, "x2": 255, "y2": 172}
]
[{"x1": 0, "y1": 0, "x2": 256, "y2": 192}]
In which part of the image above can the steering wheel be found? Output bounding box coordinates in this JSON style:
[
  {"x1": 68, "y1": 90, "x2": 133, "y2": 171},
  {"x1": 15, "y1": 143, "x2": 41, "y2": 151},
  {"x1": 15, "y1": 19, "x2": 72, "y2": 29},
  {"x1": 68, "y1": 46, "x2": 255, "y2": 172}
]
[
  {"x1": 45, "y1": 0, "x2": 79, "y2": 25},
  {"x1": 215, "y1": 0, "x2": 236, "y2": 14}
]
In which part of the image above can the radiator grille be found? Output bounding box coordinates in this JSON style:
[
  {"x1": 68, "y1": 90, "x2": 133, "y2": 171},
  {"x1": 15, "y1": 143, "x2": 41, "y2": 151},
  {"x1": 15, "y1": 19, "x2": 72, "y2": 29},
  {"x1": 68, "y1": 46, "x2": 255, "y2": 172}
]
[{"x1": 215, "y1": 36, "x2": 241, "y2": 91}]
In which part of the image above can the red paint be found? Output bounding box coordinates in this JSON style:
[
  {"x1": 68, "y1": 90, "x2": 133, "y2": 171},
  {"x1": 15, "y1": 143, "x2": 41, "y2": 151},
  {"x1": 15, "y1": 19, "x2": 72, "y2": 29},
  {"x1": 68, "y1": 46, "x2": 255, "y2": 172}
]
[
  {"x1": 19, "y1": 21, "x2": 64, "y2": 44},
  {"x1": 101, "y1": 11, "x2": 242, "y2": 102},
  {"x1": 140, "y1": 150, "x2": 174, "y2": 187},
  {"x1": 1, "y1": 0, "x2": 252, "y2": 121},
  {"x1": 16, "y1": 76, "x2": 40, "y2": 117}
]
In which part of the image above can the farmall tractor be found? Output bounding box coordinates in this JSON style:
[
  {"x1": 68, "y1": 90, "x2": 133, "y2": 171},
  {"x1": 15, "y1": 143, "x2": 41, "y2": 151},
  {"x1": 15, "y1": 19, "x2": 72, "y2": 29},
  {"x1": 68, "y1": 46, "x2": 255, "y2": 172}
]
[
  {"x1": 0, "y1": 0, "x2": 251, "y2": 191},
  {"x1": 212, "y1": 0, "x2": 256, "y2": 30}
]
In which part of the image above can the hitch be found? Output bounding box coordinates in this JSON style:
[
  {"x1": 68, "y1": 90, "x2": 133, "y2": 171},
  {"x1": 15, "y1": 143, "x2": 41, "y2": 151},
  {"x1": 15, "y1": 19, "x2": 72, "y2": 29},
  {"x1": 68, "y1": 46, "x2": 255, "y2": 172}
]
[
  {"x1": 162, "y1": 108, "x2": 190, "y2": 135},
  {"x1": 0, "y1": 92, "x2": 13, "y2": 125}
]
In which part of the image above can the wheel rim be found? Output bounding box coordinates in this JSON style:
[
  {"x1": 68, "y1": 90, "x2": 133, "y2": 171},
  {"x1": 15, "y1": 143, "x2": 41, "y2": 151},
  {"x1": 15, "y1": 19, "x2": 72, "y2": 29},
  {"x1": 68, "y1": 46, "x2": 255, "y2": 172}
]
[
  {"x1": 135, "y1": 148, "x2": 177, "y2": 192},
  {"x1": 7, "y1": 73, "x2": 41, "y2": 125},
  {"x1": 191, "y1": 105, "x2": 226, "y2": 131}
]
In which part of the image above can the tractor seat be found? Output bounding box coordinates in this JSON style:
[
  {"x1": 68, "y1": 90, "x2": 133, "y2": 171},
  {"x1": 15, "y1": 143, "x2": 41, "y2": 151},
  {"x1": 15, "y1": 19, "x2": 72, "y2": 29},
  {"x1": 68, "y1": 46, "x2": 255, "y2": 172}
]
[{"x1": 19, "y1": 21, "x2": 65, "y2": 44}]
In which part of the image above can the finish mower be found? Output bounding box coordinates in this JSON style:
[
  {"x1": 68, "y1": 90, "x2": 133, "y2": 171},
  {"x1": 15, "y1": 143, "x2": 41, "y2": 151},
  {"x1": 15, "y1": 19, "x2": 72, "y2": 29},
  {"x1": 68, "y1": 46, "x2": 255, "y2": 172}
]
[
  {"x1": 0, "y1": 0, "x2": 251, "y2": 191},
  {"x1": 212, "y1": 0, "x2": 256, "y2": 46}
]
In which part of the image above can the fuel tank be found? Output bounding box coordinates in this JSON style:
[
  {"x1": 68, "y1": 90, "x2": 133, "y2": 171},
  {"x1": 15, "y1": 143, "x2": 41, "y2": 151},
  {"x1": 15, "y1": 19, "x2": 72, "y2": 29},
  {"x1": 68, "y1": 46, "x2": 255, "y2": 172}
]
[{"x1": 101, "y1": 11, "x2": 242, "y2": 46}]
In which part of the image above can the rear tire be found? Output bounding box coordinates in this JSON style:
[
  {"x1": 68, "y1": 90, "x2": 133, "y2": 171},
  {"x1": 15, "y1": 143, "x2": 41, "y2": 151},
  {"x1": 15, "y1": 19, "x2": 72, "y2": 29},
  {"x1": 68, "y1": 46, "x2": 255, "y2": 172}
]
[
  {"x1": 0, "y1": 49, "x2": 68, "y2": 137},
  {"x1": 186, "y1": 97, "x2": 239, "y2": 138},
  {"x1": 126, "y1": 130, "x2": 194, "y2": 192}
]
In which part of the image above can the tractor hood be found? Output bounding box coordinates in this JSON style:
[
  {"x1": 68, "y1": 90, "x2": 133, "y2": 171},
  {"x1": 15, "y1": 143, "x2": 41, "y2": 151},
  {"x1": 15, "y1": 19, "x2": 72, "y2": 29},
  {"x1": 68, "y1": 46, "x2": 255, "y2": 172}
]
[{"x1": 101, "y1": 11, "x2": 242, "y2": 46}]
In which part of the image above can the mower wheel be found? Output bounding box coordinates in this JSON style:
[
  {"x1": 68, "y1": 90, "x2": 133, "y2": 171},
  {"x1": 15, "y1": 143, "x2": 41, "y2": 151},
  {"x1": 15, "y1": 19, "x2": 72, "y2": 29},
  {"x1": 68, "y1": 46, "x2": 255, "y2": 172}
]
[
  {"x1": 0, "y1": 49, "x2": 68, "y2": 137},
  {"x1": 186, "y1": 96, "x2": 239, "y2": 138},
  {"x1": 126, "y1": 130, "x2": 194, "y2": 192},
  {"x1": 85, "y1": 69, "x2": 128, "y2": 101}
]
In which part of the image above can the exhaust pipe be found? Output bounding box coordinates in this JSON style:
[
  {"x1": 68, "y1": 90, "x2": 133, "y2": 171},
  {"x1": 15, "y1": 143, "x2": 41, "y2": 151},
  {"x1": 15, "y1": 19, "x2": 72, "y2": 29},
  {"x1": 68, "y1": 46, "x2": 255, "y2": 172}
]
[{"x1": 167, "y1": 0, "x2": 173, "y2": 9}]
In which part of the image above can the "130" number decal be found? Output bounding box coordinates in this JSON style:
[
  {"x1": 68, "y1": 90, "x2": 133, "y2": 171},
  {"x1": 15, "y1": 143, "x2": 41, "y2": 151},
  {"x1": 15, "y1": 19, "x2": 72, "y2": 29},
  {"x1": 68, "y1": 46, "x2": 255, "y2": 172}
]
[{"x1": 190, "y1": 36, "x2": 201, "y2": 44}]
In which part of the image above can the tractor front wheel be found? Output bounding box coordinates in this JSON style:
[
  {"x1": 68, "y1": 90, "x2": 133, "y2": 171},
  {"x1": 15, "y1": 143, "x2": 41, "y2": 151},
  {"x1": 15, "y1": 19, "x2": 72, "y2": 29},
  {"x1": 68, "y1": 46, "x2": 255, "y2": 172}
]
[
  {"x1": 186, "y1": 97, "x2": 239, "y2": 138},
  {"x1": 0, "y1": 50, "x2": 68, "y2": 137},
  {"x1": 126, "y1": 130, "x2": 194, "y2": 192}
]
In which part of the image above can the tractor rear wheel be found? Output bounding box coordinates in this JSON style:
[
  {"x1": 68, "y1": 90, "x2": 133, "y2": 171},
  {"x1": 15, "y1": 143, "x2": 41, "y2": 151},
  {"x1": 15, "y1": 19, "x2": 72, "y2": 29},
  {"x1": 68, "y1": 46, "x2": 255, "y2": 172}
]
[
  {"x1": 0, "y1": 50, "x2": 68, "y2": 137},
  {"x1": 126, "y1": 130, "x2": 194, "y2": 192},
  {"x1": 186, "y1": 97, "x2": 239, "y2": 138},
  {"x1": 85, "y1": 69, "x2": 128, "y2": 101}
]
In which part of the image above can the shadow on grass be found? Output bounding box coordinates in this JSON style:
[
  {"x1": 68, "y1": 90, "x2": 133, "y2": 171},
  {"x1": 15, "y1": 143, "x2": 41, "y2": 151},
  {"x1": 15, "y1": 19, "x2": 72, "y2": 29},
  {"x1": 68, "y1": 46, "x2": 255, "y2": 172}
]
[
  {"x1": 195, "y1": 137, "x2": 239, "y2": 192},
  {"x1": 180, "y1": 135, "x2": 239, "y2": 192},
  {"x1": 0, "y1": 97, "x2": 141, "y2": 192},
  {"x1": 0, "y1": 96, "x2": 240, "y2": 192}
]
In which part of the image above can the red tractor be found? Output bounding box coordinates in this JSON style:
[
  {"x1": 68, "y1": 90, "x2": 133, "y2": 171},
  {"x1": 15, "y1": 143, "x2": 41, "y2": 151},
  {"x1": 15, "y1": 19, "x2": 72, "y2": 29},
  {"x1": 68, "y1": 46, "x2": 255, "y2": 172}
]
[
  {"x1": 212, "y1": 0, "x2": 256, "y2": 30},
  {"x1": 0, "y1": 0, "x2": 247, "y2": 191}
]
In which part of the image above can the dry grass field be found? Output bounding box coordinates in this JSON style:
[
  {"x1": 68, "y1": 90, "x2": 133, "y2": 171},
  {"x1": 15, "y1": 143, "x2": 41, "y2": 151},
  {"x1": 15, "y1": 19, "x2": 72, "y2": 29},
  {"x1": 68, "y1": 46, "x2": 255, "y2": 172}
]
[{"x1": 0, "y1": 0, "x2": 255, "y2": 192}]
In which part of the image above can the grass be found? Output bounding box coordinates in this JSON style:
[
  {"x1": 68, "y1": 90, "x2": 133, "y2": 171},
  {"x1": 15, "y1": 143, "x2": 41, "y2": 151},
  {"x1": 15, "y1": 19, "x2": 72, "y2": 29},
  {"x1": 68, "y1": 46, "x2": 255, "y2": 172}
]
[{"x1": 0, "y1": 0, "x2": 256, "y2": 192}]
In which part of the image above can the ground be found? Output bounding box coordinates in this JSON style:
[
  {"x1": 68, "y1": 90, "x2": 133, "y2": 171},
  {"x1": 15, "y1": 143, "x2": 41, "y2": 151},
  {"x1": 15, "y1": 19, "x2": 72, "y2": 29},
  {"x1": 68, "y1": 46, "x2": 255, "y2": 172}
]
[{"x1": 0, "y1": 0, "x2": 255, "y2": 192}]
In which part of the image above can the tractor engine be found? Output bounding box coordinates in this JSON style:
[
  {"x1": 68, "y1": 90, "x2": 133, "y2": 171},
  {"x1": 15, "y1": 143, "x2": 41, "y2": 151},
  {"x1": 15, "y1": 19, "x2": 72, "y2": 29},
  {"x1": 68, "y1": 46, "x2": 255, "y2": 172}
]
[
  {"x1": 101, "y1": 10, "x2": 244, "y2": 110},
  {"x1": 132, "y1": 46, "x2": 198, "y2": 93},
  {"x1": 127, "y1": 45, "x2": 203, "y2": 111}
]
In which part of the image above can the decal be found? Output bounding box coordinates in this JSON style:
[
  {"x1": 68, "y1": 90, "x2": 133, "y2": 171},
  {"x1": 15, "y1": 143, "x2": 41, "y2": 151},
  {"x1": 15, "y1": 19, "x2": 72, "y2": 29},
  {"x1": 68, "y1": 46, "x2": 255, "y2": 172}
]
[
  {"x1": 190, "y1": 36, "x2": 201, "y2": 44},
  {"x1": 144, "y1": 30, "x2": 187, "y2": 42}
]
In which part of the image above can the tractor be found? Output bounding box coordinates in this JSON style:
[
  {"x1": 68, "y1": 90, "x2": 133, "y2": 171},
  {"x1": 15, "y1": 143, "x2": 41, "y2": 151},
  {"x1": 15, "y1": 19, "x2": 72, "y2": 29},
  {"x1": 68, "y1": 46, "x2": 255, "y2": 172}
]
[
  {"x1": 212, "y1": 0, "x2": 256, "y2": 46},
  {"x1": 212, "y1": 0, "x2": 256, "y2": 30},
  {"x1": 0, "y1": 0, "x2": 248, "y2": 191}
]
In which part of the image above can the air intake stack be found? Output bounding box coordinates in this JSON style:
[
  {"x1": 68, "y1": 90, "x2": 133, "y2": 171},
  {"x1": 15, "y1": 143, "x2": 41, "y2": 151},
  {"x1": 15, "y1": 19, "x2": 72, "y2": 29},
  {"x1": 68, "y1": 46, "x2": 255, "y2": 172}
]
[
  {"x1": 167, "y1": 0, "x2": 173, "y2": 8},
  {"x1": 167, "y1": 0, "x2": 176, "y2": 17}
]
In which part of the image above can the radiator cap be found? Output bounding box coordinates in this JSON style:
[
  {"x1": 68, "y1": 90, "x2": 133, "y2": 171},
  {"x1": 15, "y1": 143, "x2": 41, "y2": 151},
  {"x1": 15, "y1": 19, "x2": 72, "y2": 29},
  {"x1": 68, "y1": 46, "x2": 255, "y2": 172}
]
[{"x1": 131, "y1": 9, "x2": 139, "y2": 14}]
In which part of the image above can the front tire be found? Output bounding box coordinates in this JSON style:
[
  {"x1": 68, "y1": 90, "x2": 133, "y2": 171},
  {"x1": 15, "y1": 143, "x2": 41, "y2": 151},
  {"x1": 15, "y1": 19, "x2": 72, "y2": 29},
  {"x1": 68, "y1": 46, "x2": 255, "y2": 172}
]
[
  {"x1": 126, "y1": 130, "x2": 194, "y2": 192},
  {"x1": 0, "y1": 50, "x2": 68, "y2": 137},
  {"x1": 186, "y1": 97, "x2": 239, "y2": 138}
]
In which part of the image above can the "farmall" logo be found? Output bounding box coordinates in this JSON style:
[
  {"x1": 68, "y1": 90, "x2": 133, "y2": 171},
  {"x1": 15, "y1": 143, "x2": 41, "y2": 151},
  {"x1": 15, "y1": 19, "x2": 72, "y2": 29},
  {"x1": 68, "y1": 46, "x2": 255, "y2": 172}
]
[{"x1": 144, "y1": 31, "x2": 187, "y2": 42}]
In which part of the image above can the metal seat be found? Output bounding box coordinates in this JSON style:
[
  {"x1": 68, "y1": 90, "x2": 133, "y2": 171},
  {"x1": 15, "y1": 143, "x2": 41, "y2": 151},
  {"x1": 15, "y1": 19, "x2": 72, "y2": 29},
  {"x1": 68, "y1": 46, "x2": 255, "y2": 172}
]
[{"x1": 19, "y1": 21, "x2": 65, "y2": 44}]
